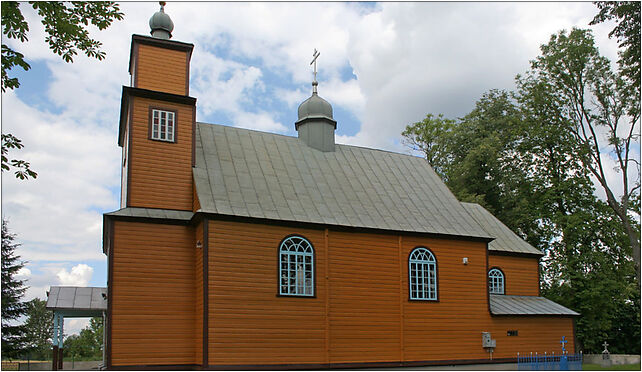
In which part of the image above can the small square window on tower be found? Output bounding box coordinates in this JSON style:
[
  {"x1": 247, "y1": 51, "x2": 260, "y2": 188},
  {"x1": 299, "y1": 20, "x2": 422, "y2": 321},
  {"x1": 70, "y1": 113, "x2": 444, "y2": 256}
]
[{"x1": 150, "y1": 109, "x2": 176, "y2": 142}]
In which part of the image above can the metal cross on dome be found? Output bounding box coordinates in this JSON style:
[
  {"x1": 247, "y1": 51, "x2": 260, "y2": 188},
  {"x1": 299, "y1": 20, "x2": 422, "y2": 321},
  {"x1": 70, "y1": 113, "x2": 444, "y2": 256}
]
[
  {"x1": 310, "y1": 49, "x2": 320, "y2": 94},
  {"x1": 560, "y1": 336, "x2": 568, "y2": 353}
]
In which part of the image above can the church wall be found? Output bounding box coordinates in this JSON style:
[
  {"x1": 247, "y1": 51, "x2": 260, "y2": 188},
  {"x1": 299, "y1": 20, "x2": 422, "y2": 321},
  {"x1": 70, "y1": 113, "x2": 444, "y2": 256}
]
[
  {"x1": 327, "y1": 231, "x2": 401, "y2": 363},
  {"x1": 194, "y1": 220, "x2": 204, "y2": 365},
  {"x1": 207, "y1": 220, "x2": 327, "y2": 365},
  {"x1": 127, "y1": 97, "x2": 194, "y2": 211},
  {"x1": 401, "y1": 236, "x2": 489, "y2": 362},
  {"x1": 488, "y1": 254, "x2": 540, "y2": 296},
  {"x1": 110, "y1": 221, "x2": 196, "y2": 366},
  {"x1": 204, "y1": 219, "x2": 514, "y2": 366},
  {"x1": 488, "y1": 317, "x2": 576, "y2": 357},
  {"x1": 134, "y1": 43, "x2": 189, "y2": 95}
]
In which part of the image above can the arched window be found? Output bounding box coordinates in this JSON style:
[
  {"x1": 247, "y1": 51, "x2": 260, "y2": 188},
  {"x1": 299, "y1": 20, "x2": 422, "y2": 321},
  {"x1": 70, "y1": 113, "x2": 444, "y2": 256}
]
[
  {"x1": 488, "y1": 268, "x2": 505, "y2": 294},
  {"x1": 409, "y1": 247, "x2": 437, "y2": 300},
  {"x1": 279, "y1": 236, "x2": 314, "y2": 296}
]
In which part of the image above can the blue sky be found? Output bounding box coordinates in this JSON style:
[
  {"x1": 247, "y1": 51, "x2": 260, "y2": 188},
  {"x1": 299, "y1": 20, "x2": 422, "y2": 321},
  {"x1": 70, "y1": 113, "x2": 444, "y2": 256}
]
[{"x1": 1, "y1": 2, "x2": 634, "y2": 334}]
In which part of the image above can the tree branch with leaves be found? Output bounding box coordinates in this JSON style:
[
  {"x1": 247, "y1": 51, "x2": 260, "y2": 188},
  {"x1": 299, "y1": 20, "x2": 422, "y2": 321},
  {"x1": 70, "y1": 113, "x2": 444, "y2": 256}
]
[
  {"x1": 1, "y1": 1, "x2": 123, "y2": 179},
  {"x1": 517, "y1": 28, "x2": 641, "y2": 278}
]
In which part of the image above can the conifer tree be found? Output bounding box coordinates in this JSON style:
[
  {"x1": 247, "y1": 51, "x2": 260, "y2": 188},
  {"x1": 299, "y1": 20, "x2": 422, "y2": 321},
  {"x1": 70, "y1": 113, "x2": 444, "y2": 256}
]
[{"x1": 1, "y1": 219, "x2": 29, "y2": 359}]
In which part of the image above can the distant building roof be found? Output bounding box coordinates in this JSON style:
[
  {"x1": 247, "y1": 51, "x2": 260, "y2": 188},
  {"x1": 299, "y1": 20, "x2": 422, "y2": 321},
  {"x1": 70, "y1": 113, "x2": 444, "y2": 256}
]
[
  {"x1": 192, "y1": 123, "x2": 493, "y2": 241},
  {"x1": 461, "y1": 202, "x2": 543, "y2": 256},
  {"x1": 46, "y1": 286, "x2": 107, "y2": 316},
  {"x1": 490, "y1": 294, "x2": 579, "y2": 316}
]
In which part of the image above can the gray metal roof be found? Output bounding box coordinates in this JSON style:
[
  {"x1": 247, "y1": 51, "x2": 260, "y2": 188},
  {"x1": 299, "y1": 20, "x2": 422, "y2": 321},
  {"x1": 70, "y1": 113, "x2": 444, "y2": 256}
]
[
  {"x1": 46, "y1": 287, "x2": 107, "y2": 314},
  {"x1": 105, "y1": 207, "x2": 193, "y2": 221},
  {"x1": 490, "y1": 294, "x2": 579, "y2": 316},
  {"x1": 461, "y1": 202, "x2": 542, "y2": 255},
  {"x1": 193, "y1": 123, "x2": 492, "y2": 240}
]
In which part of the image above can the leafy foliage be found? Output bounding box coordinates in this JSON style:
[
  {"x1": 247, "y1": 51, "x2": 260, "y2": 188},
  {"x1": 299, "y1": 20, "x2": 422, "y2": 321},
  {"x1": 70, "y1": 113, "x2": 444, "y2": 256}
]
[
  {"x1": 1, "y1": 1, "x2": 124, "y2": 92},
  {"x1": 1, "y1": 1, "x2": 123, "y2": 180},
  {"x1": 23, "y1": 299, "x2": 53, "y2": 360},
  {"x1": 1, "y1": 220, "x2": 29, "y2": 359},
  {"x1": 1, "y1": 134, "x2": 37, "y2": 180},
  {"x1": 402, "y1": 113, "x2": 455, "y2": 180},
  {"x1": 401, "y1": 28, "x2": 640, "y2": 354},
  {"x1": 63, "y1": 317, "x2": 103, "y2": 361},
  {"x1": 517, "y1": 28, "x2": 640, "y2": 277},
  {"x1": 590, "y1": 1, "x2": 641, "y2": 90}
]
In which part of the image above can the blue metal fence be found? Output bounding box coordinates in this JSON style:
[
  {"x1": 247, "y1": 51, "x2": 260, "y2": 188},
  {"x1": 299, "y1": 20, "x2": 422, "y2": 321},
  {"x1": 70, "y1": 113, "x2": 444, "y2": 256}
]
[{"x1": 517, "y1": 352, "x2": 583, "y2": 370}]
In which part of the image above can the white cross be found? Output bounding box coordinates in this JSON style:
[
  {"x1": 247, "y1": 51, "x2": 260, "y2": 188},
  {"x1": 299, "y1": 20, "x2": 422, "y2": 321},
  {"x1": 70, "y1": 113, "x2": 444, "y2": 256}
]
[
  {"x1": 602, "y1": 341, "x2": 609, "y2": 353},
  {"x1": 310, "y1": 49, "x2": 320, "y2": 93}
]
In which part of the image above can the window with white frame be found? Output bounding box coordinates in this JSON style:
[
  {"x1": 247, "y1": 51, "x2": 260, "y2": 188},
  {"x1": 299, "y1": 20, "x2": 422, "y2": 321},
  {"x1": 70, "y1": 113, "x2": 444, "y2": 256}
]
[
  {"x1": 279, "y1": 236, "x2": 314, "y2": 296},
  {"x1": 409, "y1": 247, "x2": 437, "y2": 300},
  {"x1": 488, "y1": 268, "x2": 505, "y2": 294},
  {"x1": 151, "y1": 109, "x2": 175, "y2": 142}
]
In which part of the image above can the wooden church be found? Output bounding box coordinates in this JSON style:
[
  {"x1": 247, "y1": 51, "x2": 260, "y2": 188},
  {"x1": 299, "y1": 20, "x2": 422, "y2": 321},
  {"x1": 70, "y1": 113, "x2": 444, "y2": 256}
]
[{"x1": 101, "y1": 4, "x2": 579, "y2": 369}]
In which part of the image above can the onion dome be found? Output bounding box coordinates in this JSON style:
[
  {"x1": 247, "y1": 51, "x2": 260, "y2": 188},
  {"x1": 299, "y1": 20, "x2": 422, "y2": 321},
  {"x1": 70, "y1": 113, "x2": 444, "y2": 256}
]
[
  {"x1": 297, "y1": 87, "x2": 334, "y2": 122},
  {"x1": 149, "y1": 2, "x2": 174, "y2": 39}
]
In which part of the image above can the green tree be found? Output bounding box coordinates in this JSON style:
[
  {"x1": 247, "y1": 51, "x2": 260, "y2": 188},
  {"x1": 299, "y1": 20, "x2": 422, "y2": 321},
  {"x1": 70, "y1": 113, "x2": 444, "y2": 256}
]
[
  {"x1": 1, "y1": 220, "x2": 29, "y2": 359},
  {"x1": 1, "y1": 1, "x2": 124, "y2": 92},
  {"x1": 402, "y1": 113, "x2": 455, "y2": 180},
  {"x1": 518, "y1": 28, "x2": 641, "y2": 277},
  {"x1": 63, "y1": 317, "x2": 103, "y2": 360},
  {"x1": 23, "y1": 298, "x2": 53, "y2": 360},
  {"x1": 1, "y1": 1, "x2": 124, "y2": 179},
  {"x1": 590, "y1": 1, "x2": 641, "y2": 90}
]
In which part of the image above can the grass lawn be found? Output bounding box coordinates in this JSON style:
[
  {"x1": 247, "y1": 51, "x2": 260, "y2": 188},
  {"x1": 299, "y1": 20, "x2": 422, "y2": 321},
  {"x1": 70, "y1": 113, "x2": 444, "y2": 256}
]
[{"x1": 583, "y1": 362, "x2": 641, "y2": 370}]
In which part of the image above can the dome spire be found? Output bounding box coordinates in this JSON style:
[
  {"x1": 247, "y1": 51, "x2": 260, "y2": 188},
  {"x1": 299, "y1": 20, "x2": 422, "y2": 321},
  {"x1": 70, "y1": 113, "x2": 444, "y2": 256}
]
[
  {"x1": 149, "y1": 1, "x2": 174, "y2": 39},
  {"x1": 295, "y1": 48, "x2": 337, "y2": 152},
  {"x1": 310, "y1": 49, "x2": 320, "y2": 94}
]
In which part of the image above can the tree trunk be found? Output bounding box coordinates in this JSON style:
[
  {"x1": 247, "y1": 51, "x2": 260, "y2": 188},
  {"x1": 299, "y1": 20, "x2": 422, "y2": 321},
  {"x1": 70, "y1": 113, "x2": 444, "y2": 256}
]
[{"x1": 623, "y1": 218, "x2": 641, "y2": 283}]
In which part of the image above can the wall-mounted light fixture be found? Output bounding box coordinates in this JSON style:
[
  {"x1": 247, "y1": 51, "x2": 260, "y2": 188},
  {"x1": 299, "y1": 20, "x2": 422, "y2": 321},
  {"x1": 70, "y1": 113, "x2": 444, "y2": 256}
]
[
  {"x1": 463, "y1": 257, "x2": 469, "y2": 265},
  {"x1": 196, "y1": 240, "x2": 202, "y2": 249}
]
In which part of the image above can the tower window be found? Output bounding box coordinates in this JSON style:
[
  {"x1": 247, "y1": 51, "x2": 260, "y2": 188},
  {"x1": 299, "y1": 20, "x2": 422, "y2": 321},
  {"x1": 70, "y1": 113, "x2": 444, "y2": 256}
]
[{"x1": 150, "y1": 109, "x2": 176, "y2": 142}]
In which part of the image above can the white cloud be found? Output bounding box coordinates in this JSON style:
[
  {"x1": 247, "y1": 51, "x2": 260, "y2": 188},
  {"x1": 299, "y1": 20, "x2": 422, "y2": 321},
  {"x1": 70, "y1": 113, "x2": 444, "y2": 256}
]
[
  {"x1": 233, "y1": 111, "x2": 287, "y2": 133},
  {"x1": 16, "y1": 267, "x2": 32, "y2": 279},
  {"x1": 57, "y1": 264, "x2": 93, "y2": 287},
  {"x1": 2, "y1": 91, "x2": 119, "y2": 262}
]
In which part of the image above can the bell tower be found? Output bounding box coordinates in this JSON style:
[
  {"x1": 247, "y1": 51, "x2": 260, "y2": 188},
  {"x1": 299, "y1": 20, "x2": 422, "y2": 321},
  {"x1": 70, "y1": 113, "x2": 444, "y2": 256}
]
[{"x1": 118, "y1": 2, "x2": 197, "y2": 211}]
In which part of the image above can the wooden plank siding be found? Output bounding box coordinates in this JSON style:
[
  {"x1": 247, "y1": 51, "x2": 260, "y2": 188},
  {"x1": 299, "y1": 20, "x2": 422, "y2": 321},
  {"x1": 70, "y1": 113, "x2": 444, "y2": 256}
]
[
  {"x1": 127, "y1": 97, "x2": 194, "y2": 211},
  {"x1": 207, "y1": 221, "x2": 326, "y2": 365},
  {"x1": 111, "y1": 221, "x2": 196, "y2": 366},
  {"x1": 488, "y1": 254, "x2": 540, "y2": 296},
  {"x1": 328, "y1": 231, "x2": 400, "y2": 363},
  {"x1": 193, "y1": 184, "x2": 201, "y2": 212},
  {"x1": 135, "y1": 43, "x2": 188, "y2": 96},
  {"x1": 108, "y1": 220, "x2": 571, "y2": 367},
  {"x1": 489, "y1": 317, "x2": 575, "y2": 357},
  {"x1": 194, "y1": 221, "x2": 204, "y2": 366},
  {"x1": 402, "y1": 236, "x2": 489, "y2": 362},
  {"x1": 201, "y1": 220, "x2": 571, "y2": 366}
]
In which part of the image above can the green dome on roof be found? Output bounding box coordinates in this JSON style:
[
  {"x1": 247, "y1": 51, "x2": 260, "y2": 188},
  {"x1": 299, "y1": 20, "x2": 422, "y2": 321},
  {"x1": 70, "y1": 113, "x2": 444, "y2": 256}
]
[
  {"x1": 297, "y1": 90, "x2": 333, "y2": 121},
  {"x1": 149, "y1": 2, "x2": 174, "y2": 39}
]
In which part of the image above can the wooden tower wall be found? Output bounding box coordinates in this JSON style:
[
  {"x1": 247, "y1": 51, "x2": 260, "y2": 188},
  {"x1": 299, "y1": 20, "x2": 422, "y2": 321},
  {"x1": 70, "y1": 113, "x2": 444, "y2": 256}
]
[{"x1": 120, "y1": 35, "x2": 196, "y2": 212}]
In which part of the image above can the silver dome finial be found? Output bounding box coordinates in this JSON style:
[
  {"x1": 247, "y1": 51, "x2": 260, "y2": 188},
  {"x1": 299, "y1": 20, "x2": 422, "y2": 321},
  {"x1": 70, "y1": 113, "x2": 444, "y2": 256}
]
[{"x1": 149, "y1": 1, "x2": 174, "y2": 39}]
